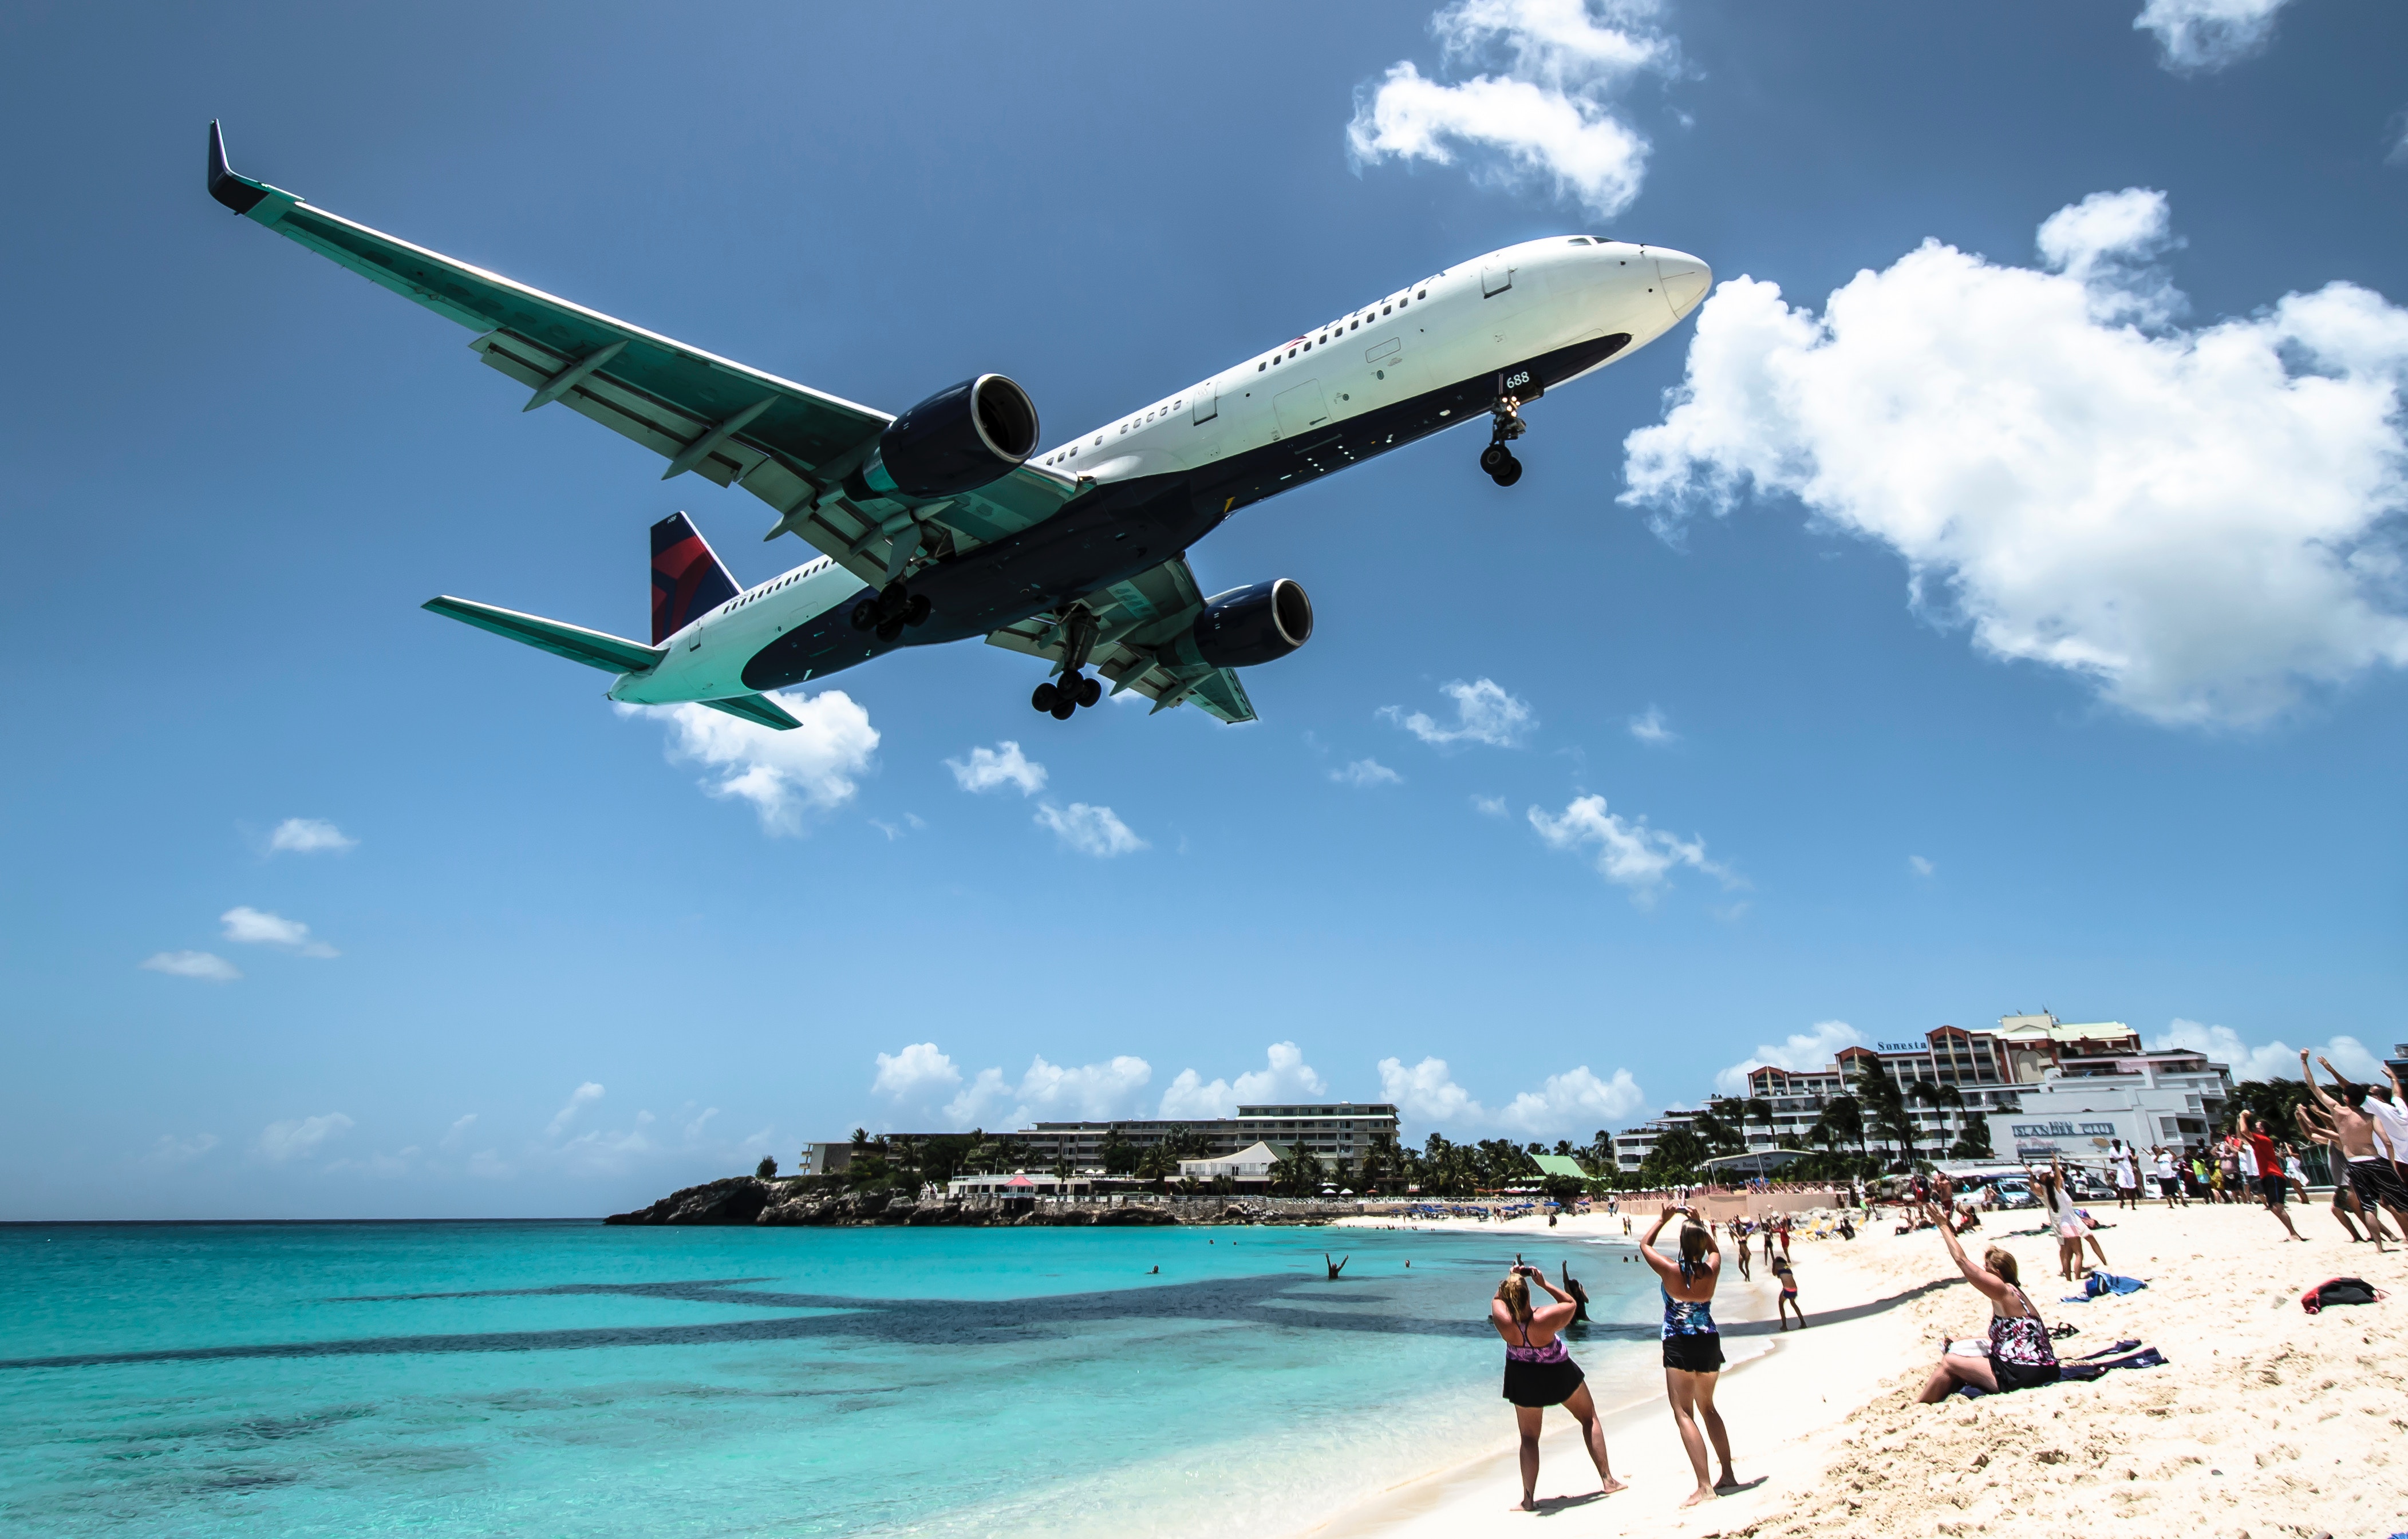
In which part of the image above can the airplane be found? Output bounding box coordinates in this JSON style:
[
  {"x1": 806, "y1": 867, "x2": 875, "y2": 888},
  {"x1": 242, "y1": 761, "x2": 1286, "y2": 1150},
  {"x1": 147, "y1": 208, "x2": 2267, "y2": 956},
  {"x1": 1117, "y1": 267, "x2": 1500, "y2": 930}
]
[{"x1": 204, "y1": 121, "x2": 1708, "y2": 730}]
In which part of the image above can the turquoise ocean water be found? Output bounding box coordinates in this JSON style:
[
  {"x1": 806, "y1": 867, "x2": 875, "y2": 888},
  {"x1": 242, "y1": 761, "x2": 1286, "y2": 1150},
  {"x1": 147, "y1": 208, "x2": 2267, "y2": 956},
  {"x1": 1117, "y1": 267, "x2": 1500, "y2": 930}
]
[{"x1": 1, "y1": 1222, "x2": 1662, "y2": 1538}]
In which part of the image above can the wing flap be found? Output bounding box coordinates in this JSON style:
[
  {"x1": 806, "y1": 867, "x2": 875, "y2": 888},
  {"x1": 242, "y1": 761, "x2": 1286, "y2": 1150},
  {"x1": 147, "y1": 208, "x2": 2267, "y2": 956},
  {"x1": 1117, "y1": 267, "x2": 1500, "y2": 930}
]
[
  {"x1": 423, "y1": 596, "x2": 662, "y2": 674},
  {"x1": 982, "y1": 555, "x2": 1258, "y2": 724}
]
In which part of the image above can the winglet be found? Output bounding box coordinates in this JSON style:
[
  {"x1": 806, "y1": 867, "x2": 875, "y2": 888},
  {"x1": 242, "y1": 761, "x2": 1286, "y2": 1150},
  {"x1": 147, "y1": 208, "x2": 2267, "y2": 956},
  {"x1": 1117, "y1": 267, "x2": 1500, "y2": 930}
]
[{"x1": 207, "y1": 120, "x2": 275, "y2": 215}]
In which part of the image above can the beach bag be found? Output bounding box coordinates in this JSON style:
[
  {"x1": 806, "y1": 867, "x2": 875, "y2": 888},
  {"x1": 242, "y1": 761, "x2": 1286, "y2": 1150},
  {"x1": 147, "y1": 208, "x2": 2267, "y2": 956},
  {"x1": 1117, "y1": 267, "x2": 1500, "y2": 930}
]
[{"x1": 2300, "y1": 1276, "x2": 2387, "y2": 1314}]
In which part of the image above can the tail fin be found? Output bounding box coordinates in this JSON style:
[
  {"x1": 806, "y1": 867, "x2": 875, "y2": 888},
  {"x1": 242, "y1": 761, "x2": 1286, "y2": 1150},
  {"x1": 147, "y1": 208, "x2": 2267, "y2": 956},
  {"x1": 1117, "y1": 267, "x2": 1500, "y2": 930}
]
[{"x1": 652, "y1": 512, "x2": 739, "y2": 644}]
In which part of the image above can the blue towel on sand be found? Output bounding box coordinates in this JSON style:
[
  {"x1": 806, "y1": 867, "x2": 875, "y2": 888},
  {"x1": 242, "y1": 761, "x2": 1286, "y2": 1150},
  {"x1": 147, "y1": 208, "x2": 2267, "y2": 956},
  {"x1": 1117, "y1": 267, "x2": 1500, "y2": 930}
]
[{"x1": 2061, "y1": 1271, "x2": 2147, "y2": 1301}]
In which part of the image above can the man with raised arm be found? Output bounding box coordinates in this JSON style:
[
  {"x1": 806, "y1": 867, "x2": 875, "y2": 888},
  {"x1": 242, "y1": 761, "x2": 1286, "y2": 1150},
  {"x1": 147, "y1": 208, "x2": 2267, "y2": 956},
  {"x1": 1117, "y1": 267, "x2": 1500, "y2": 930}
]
[
  {"x1": 2302, "y1": 1050, "x2": 2408, "y2": 1244},
  {"x1": 2236, "y1": 1109, "x2": 2306, "y2": 1241}
]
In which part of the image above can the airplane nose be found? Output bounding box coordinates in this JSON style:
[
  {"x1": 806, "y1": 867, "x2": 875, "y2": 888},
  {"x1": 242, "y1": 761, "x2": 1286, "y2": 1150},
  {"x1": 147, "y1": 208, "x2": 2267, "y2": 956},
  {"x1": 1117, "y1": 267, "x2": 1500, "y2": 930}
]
[{"x1": 1655, "y1": 250, "x2": 1711, "y2": 320}]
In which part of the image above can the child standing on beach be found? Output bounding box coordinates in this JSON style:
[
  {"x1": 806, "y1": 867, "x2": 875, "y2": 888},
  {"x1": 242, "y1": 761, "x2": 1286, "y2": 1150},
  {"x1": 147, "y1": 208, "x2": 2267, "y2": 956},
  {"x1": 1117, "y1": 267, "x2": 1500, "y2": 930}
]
[{"x1": 1771, "y1": 1255, "x2": 1803, "y2": 1330}]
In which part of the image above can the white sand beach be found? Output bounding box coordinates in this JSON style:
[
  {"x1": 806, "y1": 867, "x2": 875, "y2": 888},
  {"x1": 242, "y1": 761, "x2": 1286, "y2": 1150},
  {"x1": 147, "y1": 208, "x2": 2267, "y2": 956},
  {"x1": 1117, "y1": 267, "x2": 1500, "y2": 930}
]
[{"x1": 1316, "y1": 1201, "x2": 2407, "y2": 1538}]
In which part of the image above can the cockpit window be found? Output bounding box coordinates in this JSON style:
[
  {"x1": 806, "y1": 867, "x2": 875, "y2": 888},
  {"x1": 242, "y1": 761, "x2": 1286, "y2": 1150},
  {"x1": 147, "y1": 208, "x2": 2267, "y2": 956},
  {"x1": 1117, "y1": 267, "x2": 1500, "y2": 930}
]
[{"x1": 1568, "y1": 236, "x2": 1592, "y2": 245}]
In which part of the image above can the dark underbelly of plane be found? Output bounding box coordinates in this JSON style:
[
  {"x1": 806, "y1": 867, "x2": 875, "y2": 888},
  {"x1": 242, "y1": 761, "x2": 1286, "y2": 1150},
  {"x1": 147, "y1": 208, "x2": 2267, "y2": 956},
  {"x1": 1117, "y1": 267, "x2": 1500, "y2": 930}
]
[{"x1": 739, "y1": 332, "x2": 1628, "y2": 694}]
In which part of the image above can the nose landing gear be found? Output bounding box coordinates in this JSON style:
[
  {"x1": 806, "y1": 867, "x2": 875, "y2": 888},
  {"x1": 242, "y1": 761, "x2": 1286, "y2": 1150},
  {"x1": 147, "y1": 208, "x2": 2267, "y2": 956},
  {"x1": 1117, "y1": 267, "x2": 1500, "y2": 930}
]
[
  {"x1": 1029, "y1": 606, "x2": 1105, "y2": 721},
  {"x1": 850, "y1": 580, "x2": 933, "y2": 642},
  {"x1": 1482, "y1": 393, "x2": 1527, "y2": 486}
]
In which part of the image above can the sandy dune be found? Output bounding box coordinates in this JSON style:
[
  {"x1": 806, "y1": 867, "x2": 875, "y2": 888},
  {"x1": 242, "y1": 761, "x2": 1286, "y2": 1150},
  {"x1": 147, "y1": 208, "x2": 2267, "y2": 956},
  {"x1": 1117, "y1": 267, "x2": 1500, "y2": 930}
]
[{"x1": 1318, "y1": 1200, "x2": 2407, "y2": 1538}]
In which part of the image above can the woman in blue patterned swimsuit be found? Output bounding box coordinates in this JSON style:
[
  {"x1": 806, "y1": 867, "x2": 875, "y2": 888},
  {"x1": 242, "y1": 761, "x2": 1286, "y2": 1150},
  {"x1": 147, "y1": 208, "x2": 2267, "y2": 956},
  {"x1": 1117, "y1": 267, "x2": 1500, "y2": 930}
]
[
  {"x1": 1639, "y1": 1205, "x2": 1742, "y2": 1508},
  {"x1": 1489, "y1": 1264, "x2": 1626, "y2": 1511},
  {"x1": 1915, "y1": 1177, "x2": 2060, "y2": 1400}
]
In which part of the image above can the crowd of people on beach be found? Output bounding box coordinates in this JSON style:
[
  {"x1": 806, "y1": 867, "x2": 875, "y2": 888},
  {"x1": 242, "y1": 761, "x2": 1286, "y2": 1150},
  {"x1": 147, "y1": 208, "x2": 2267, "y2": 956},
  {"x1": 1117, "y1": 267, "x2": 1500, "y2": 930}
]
[{"x1": 1482, "y1": 1053, "x2": 2408, "y2": 1516}]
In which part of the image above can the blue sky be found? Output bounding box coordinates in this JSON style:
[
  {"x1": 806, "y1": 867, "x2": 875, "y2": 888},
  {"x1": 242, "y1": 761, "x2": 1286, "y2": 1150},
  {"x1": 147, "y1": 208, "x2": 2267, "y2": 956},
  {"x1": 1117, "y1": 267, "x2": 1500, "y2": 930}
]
[{"x1": 4, "y1": 0, "x2": 2405, "y2": 1217}]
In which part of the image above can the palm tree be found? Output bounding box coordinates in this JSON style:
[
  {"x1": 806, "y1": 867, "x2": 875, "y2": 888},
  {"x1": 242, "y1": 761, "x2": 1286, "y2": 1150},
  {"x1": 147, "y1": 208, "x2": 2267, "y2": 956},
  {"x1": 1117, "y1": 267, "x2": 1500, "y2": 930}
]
[
  {"x1": 1908, "y1": 1081, "x2": 1965, "y2": 1160},
  {"x1": 1823, "y1": 1093, "x2": 1866, "y2": 1165},
  {"x1": 1743, "y1": 1097, "x2": 1776, "y2": 1150},
  {"x1": 1850, "y1": 1059, "x2": 1917, "y2": 1168}
]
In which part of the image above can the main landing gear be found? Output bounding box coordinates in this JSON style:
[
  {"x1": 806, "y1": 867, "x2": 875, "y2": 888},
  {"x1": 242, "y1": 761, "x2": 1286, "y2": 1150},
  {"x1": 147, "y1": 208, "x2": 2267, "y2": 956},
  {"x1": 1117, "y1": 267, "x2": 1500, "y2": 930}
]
[
  {"x1": 1029, "y1": 606, "x2": 1103, "y2": 721},
  {"x1": 1481, "y1": 393, "x2": 1527, "y2": 486},
  {"x1": 850, "y1": 580, "x2": 932, "y2": 643}
]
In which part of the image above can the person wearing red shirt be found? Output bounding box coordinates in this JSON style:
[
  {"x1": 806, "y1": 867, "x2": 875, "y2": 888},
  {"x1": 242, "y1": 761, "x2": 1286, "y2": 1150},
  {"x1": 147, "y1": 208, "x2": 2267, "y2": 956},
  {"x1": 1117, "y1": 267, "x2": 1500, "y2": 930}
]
[{"x1": 2239, "y1": 1110, "x2": 2307, "y2": 1242}]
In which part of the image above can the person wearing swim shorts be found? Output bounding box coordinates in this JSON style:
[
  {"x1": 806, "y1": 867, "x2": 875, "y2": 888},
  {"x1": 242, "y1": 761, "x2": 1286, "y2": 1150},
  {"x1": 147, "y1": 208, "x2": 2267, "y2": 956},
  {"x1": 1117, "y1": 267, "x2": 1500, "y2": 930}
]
[
  {"x1": 1640, "y1": 1204, "x2": 1740, "y2": 1508},
  {"x1": 2303, "y1": 1051, "x2": 2408, "y2": 1247},
  {"x1": 2237, "y1": 1110, "x2": 2307, "y2": 1241},
  {"x1": 1490, "y1": 1263, "x2": 1623, "y2": 1511},
  {"x1": 1914, "y1": 1177, "x2": 2060, "y2": 1401},
  {"x1": 2296, "y1": 1103, "x2": 2396, "y2": 1244}
]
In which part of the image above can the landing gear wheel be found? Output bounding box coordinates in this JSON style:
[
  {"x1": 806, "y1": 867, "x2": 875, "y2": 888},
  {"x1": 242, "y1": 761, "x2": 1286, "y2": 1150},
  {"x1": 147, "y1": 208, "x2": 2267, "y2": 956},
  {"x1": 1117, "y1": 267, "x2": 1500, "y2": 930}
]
[
  {"x1": 1490, "y1": 453, "x2": 1523, "y2": 487},
  {"x1": 1032, "y1": 682, "x2": 1059, "y2": 713},
  {"x1": 875, "y1": 615, "x2": 906, "y2": 643},
  {"x1": 850, "y1": 597, "x2": 881, "y2": 631},
  {"x1": 1050, "y1": 698, "x2": 1076, "y2": 721},
  {"x1": 905, "y1": 593, "x2": 933, "y2": 627},
  {"x1": 1479, "y1": 442, "x2": 1511, "y2": 476},
  {"x1": 1077, "y1": 675, "x2": 1103, "y2": 708},
  {"x1": 878, "y1": 580, "x2": 909, "y2": 618}
]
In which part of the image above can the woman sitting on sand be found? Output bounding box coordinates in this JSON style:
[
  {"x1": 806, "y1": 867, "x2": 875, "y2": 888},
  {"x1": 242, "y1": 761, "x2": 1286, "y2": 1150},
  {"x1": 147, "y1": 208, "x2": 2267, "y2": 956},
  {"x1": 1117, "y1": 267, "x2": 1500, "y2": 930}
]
[
  {"x1": 1490, "y1": 1263, "x2": 1624, "y2": 1511},
  {"x1": 1639, "y1": 1205, "x2": 1742, "y2": 1508},
  {"x1": 1914, "y1": 1178, "x2": 2059, "y2": 1401}
]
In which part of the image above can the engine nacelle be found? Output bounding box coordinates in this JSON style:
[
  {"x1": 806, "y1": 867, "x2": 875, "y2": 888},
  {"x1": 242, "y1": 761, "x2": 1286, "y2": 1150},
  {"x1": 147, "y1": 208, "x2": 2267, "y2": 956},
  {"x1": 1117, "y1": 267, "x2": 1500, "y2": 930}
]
[
  {"x1": 1184, "y1": 579, "x2": 1315, "y2": 668},
  {"x1": 854, "y1": 374, "x2": 1039, "y2": 500}
]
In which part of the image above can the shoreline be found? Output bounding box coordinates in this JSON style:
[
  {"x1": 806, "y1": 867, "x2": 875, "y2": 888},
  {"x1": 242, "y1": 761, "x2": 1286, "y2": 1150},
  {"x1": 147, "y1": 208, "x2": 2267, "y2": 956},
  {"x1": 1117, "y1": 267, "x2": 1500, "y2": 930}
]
[{"x1": 1310, "y1": 1202, "x2": 2408, "y2": 1537}]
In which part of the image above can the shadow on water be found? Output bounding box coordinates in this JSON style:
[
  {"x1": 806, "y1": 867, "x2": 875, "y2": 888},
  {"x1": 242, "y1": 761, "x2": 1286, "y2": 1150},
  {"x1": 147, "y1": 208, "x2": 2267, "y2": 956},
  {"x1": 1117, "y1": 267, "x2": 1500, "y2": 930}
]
[
  {"x1": 0, "y1": 1272, "x2": 1495, "y2": 1371},
  {"x1": 2, "y1": 1264, "x2": 1962, "y2": 1373}
]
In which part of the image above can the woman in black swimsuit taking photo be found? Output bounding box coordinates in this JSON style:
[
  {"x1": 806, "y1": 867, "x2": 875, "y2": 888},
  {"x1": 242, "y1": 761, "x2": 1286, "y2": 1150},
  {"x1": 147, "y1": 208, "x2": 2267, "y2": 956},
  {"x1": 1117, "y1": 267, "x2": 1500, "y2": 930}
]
[
  {"x1": 1639, "y1": 1205, "x2": 1742, "y2": 1508},
  {"x1": 1489, "y1": 1263, "x2": 1625, "y2": 1510}
]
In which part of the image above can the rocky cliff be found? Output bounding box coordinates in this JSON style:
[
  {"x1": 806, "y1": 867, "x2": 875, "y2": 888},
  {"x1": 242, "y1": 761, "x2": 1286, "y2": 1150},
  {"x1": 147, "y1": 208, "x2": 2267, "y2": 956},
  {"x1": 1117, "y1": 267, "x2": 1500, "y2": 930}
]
[{"x1": 601, "y1": 1178, "x2": 1342, "y2": 1227}]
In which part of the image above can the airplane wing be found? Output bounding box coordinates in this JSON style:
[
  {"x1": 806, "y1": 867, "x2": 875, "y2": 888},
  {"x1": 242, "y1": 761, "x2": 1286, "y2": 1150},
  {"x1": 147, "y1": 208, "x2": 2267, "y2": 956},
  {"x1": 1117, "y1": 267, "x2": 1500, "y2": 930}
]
[
  {"x1": 205, "y1": 123, "x2": 1077, "y2": 588},
  {"x1": 982, "y1": 555, "x2": 1260, "y2": 725},
  {"x1": 700, "y1": 693, "x2": 803, "y2": 731}
]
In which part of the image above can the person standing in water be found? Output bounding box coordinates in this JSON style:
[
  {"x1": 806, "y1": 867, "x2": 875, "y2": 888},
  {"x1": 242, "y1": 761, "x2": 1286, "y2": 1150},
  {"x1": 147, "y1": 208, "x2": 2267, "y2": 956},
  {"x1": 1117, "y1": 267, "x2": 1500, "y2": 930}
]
[
  {"x1": 1489, "y1": 1264, "x2": 1624, "y2": 1511},
  {"x1": 1640, "y1": 1205, "x2": 1741, "y2": 1508}
]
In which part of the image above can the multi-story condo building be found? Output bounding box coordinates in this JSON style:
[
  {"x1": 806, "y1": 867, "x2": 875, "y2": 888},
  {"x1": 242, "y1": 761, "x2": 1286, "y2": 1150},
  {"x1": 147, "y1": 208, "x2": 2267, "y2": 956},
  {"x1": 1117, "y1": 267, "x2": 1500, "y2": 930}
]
[
  {"x1": 1612, "y1": 1012, "x2": 2203, "y2": 1173},
  {"x1": 999, "y1": 1103, "x2": 1399, "y2": 1172}
]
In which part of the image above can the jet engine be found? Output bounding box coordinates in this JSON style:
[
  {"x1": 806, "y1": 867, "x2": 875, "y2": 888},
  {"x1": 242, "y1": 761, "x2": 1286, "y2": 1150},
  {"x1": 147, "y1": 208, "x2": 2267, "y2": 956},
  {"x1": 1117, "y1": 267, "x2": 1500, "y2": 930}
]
[
  {"x1": 854, "y1": 374, "x2": 1040, "y2": 499},
  {"x1": 1185, "y1": 579, "x2": 1315, "y2": 668}
]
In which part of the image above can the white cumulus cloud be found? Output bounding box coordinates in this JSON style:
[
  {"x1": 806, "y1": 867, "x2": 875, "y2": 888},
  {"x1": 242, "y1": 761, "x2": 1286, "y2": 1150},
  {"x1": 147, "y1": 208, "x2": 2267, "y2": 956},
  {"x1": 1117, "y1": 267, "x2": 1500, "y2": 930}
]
[
  {"x1": 1378, "y1": 1055, "x2": 1483, "y2": 1125},
  {"x1": 1621, "y1": 188, "x2": 2408, "y2": 730},
  {"x1": 1332, "y1": 757, "x2": 1404, "y2": 788},
  {"x1": 1385, "y1": 678, "x2": 1537, "y2": 747},
  {"x1": 1529, "y1": 793, "x2": 1729, "y2": 897},
  {"x1": 2134, "y1": 0, "x2": 2291, "y2": 73},
  {"x1": 943, "y1": 1053, "x2": 1155, "y2": 1131},
  {"x1": 873, "y1": 1042, "x2": 964, "y2": 1102},
  {"x1": 547, "y1": 1082, "x2": 605, "y2": 1137},
  {"x1": 2153, "y1": 1018, "x2": 2385, "y2": 1085},
  {"x1": 1628, "y1": 706, "x2": 1676, "y2": 745},
  {"x1": 1035, "y1": 801, "x2": 1146, "y2": 857},
  {"x1": 1349, "y1": 0, "x2": 1674, "y2": 217},
  {"x1": 141, "y1": 950, "x2": 240, "y2": 983},
  {"x1": 1471, "y1": 794, "x2": 1510, "y2": 817},
  {"x1": 1714, "y1": 1019, "x2": 1864, "y2": 1095},
  {"x1": 220, "y1": 906, "x2": 338, "y2": 958},
  {"x1": 948, "y1": 741, "x2": 1047, "y2": 796},
  {"x1": 1908, "y1": 855, "x2": 1935, "y2": 877},
  {"x1": 268, "y1": 818, "x2": 356, "y2": 854},
  {"x1": 624, "y1": 690, "x2": 878, "y2": 835},
  {"x1": 1158, "y1": 1042, "x2": 1329, "y2": 1120},
  {"x1": 256, "y1": 1112, "x2": 353, "y2": 1163},
  {"x1": 1499, "y1": 1065, "x2": 1645, "y2": 1135}
]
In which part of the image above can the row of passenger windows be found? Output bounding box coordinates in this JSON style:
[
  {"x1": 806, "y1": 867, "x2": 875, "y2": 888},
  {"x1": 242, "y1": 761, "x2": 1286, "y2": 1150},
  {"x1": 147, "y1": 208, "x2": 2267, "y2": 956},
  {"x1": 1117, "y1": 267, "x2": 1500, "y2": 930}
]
[
  {"x1": 736, "y1": 556, "x2": 831, "y2": 604},
  {"x1": 1257, "y1": 284, "x2": 1431, "y2": 371},
  {"x1": 1031, "y1": 279, "x2": 1436, "y2": 468}
]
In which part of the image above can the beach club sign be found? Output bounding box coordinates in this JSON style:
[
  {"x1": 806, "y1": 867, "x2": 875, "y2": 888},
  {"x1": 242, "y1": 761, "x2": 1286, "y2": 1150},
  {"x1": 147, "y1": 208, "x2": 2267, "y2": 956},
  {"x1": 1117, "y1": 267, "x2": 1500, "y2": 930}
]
[{"x1": 2008, "y1": 1119, "x2": 2120, "y2": 1155}]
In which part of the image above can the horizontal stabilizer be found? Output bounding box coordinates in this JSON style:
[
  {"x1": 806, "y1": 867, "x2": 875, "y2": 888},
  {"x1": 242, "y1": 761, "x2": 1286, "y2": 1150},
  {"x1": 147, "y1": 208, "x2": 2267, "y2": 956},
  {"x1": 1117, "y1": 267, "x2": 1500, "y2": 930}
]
[
  {"x1": 423, "y1": 596, "x2": 662, "y2": 674},
  {"x1": 700, "y1": 693, "x2": 802, "y2": 731}
]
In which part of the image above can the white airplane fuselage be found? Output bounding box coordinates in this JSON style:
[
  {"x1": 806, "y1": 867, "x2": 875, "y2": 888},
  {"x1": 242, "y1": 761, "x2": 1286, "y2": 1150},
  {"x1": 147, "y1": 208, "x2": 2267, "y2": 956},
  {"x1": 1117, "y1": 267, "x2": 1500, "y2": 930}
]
[{"x1": 610, "y1": 234, "x2": 1708, "y2": 707}]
